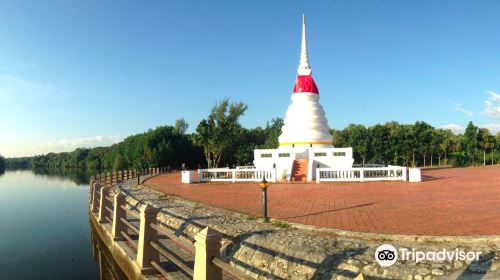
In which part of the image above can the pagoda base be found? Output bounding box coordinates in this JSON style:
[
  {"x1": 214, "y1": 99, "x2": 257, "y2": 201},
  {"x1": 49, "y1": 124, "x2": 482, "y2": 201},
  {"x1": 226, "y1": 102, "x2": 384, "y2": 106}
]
[{"x1": 253, "y1": 146, "x2": 354, "y2": 182}]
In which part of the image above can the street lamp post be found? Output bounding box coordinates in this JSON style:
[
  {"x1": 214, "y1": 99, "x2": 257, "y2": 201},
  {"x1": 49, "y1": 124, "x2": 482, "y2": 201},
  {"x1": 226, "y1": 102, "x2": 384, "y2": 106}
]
[{"x1": 259, "y1": 176, "x2": 270, "y2": 222}]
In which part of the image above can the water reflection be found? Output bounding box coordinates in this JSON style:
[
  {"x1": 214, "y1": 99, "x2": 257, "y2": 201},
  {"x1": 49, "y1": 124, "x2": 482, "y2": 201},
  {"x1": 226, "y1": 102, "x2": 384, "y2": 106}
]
[
  {"x1": 0, "y1": 170, "x2": 99, "y2": 280},
  {"x1": 90, "y1": 222, "x2": 128, "y2": 280},
  {"x1": 32, "y1": 167, "x2": 96, "y2": 185}
]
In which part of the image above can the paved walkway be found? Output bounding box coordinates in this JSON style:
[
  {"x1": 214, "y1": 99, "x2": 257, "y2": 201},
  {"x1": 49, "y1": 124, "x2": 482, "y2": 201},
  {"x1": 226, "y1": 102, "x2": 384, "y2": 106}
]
[{"x1": 144, "y1": 166, "x2": 500, "y2": 236}]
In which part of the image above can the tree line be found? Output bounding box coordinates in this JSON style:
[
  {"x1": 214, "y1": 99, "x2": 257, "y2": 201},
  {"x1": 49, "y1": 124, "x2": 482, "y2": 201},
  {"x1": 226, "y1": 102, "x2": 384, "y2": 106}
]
[
  {"x1": 0, "y1": 155, "x2": 5, "y2": 173},
  {"x1": 4, "y1": 100, "x2": 500, "y2": 171},
  {"x1": 333, "y1": 121, "x2": 500, "y2": 167},
  {"x1": 22, "y1": 120, "x2": 204, "y2": 172}
]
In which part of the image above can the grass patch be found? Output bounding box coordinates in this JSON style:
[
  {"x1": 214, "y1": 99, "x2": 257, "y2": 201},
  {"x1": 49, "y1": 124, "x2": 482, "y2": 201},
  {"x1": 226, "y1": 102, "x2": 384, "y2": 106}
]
[{"x1": 272, "y1": 220, "x2": 291, "y2": 229}]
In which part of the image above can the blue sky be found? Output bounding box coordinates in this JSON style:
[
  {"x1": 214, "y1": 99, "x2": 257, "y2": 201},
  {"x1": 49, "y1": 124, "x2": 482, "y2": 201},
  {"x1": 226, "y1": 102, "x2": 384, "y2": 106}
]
[{"x1": 1, "y1": 1, "x2": 500, "y2": 157}]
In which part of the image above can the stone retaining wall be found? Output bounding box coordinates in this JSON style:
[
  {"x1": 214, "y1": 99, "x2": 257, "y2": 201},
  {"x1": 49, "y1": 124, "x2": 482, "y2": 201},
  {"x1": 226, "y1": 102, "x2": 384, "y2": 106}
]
[{"x1": 120, "y1": 180, "x2": 499, "y2": 280}]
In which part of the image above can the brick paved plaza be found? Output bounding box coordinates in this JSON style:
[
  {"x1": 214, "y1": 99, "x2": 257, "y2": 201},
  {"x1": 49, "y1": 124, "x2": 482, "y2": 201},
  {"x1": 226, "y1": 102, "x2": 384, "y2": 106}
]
[{"x1": 144, "y1": 165, "x2": 500, "y2": 236}]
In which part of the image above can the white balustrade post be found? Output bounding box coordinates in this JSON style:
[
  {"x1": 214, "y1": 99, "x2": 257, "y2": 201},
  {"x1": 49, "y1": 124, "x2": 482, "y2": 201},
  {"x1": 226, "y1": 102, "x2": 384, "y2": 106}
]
[
  {"x1": 316, "y1": 168, "x2": 320, "y2": 184},
  {"x1": 403, "y1": 167, "x2": 408, "y2": 181},
  {"x1": 136, "y1": 203, "x2": 160, "y2": 274},
  {"x1": 98, "y1": 186, "x2": 110, "y2": 223},
  {"x1": 194, "y1": 227, "x2": 222, "y2": 280},
  {"x1": 112, "y1": 191, "x2": 126, "y2": 240},
  {"x1": 232, "y1": 169, "x2": 236, "y2": 183},
  {"x1": 360, "y1": 168, "x2": 365, "y2": 182}
]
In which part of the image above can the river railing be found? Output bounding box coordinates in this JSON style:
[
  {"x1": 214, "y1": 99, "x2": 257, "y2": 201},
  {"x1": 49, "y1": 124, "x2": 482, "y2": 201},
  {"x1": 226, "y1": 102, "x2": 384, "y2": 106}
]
[{"x1": 89, "y1": 167, "x2": 252, "y2": 280}]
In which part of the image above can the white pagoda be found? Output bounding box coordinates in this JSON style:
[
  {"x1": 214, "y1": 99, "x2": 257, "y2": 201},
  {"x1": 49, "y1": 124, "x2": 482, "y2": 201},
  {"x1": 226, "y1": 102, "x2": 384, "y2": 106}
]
[{"x1": 253, "y1": 15, "x2": 354, "y2": 182}]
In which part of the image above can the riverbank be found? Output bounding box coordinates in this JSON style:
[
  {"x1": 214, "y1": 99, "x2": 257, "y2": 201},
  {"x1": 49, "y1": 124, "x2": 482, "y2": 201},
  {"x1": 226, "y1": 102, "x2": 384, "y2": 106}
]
[{"x1": 105, "y1": 172, "x2": 499, "y2": 279}]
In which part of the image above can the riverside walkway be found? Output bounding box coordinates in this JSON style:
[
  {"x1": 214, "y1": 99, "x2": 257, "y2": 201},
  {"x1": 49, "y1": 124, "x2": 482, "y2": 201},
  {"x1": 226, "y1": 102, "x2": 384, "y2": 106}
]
[{"x1": 145, "y1": 165, "x2": 500, "y2": 236}]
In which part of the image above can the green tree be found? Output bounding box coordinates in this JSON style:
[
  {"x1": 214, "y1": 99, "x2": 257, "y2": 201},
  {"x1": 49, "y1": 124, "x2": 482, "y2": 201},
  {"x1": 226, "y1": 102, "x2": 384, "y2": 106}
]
[
  {"x1": 463, "y1": 121, "x2": 479, "y2": 165},
  {"x1": 390, "y1": 124, "x2": 414, "y2": 166},
  {"x1": 437, "y1": 129, "x2": 453, "y2": 166},
  {"x1": 194, "y1": 99, "x2": 248, "y2": 168},
  {"x1": 0, "y1": 154, "x2": 5, "y2": 172},
  {"x1": 261, "y1": 118, "x2": 284, "y2": 149},
  {"x1": 343, "y1": 124, "x2": 370, "y2": 165},
  {"x1": 478, "y1": 128, "x2": 494, "y2": 165},
  {"x1": 174, "y1": 118, "x2": 189, "y2": 134},
  {"x1": 368, "y1": 124, "x2": 391, "y2": 165},
  {"x1": 414, "y1": 122, "x2": 433, "y2": 167}
]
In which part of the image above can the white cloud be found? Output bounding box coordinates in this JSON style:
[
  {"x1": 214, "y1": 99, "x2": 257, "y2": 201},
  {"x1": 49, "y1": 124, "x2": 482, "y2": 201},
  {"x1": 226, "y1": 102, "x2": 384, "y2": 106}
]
[
  {"x1": 439, "y1": 124, "x2": 465, "y2": 134},
  {"x1": 439, "y1": 123, "x2": 500, "y2": 135},
  {"x1": 34, "y1": 135, "x2": 123, "y2": 154},
  {"x1": 480, "y1": 124, "x2": 500, "y2": 134},
  {"x1": 454, "y1": 103, "x2": 473, "y2": 117},
  {"x1": 487, "y1": 91, "x2": 500, "y2": 102},
  {"x1": 482, "y1": 91, "x2": 500, "y2": 119}
]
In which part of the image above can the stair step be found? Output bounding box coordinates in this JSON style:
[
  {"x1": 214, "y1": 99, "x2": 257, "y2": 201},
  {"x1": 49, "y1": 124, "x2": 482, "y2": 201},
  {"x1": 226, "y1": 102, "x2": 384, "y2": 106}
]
[{"x1": 291, "y1": 159, "x2": 309, "y2": 182}]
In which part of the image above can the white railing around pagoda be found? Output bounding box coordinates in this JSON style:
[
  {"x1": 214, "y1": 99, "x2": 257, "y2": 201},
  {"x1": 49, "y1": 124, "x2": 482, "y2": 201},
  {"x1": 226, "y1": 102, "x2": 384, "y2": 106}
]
[
  {"x1": 198, "y1": 168, "x2": 277, "y2": 183},
  {"x1": 316, "y1": 166, "x2": 406, "y2": 183}
]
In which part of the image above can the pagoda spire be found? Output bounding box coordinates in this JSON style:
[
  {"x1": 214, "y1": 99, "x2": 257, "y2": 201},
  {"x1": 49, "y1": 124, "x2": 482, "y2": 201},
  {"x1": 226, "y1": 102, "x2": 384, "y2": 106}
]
[{"x1": 298, "y1": 14, "x2": 312, "y2": 75}]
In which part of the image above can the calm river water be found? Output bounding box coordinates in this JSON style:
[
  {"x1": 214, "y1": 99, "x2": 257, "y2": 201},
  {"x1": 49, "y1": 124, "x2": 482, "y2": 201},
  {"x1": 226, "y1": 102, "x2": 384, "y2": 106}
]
[{"x1": 0, "y1": 169, "x2": 100, "y2": 279}]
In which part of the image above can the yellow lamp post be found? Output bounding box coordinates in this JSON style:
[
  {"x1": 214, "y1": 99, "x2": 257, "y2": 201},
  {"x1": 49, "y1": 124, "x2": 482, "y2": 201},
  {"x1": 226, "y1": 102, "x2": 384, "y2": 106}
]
[{"x1": 259, "y1": 175, "x2": 270, "y2": 222}]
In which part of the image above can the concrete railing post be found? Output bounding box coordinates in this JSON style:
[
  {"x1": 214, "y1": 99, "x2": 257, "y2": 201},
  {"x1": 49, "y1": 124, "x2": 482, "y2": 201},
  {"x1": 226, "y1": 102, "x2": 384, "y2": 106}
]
[
  {"x1": 89, "y1": 179, "x2": 96, "y2": 204},
  {"x1": 98, "y1": 186, "x2": 110, "y2": 223},
  {"x1": 194, "y1": 227, "x2": 222, "y2": 280},
  {"x1": 91, "y1": 183, "x2": 101, "y2": 213},
  {"x1": 90, "y1": 182, "x2": 101, "y2": 213},
  {"x1": 112, "y1": 191, "x2": 126, "y2": 240},
  {"x1": 136, "y1": 204, "x2": 160, "y2": 274}
]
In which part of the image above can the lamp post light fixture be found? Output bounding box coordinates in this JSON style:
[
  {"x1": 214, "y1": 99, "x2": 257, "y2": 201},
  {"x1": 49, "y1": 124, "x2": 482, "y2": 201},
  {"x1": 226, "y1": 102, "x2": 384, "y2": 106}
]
[{"x1": 259, "y1": 175, "x2": 270, "y2": 222}]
